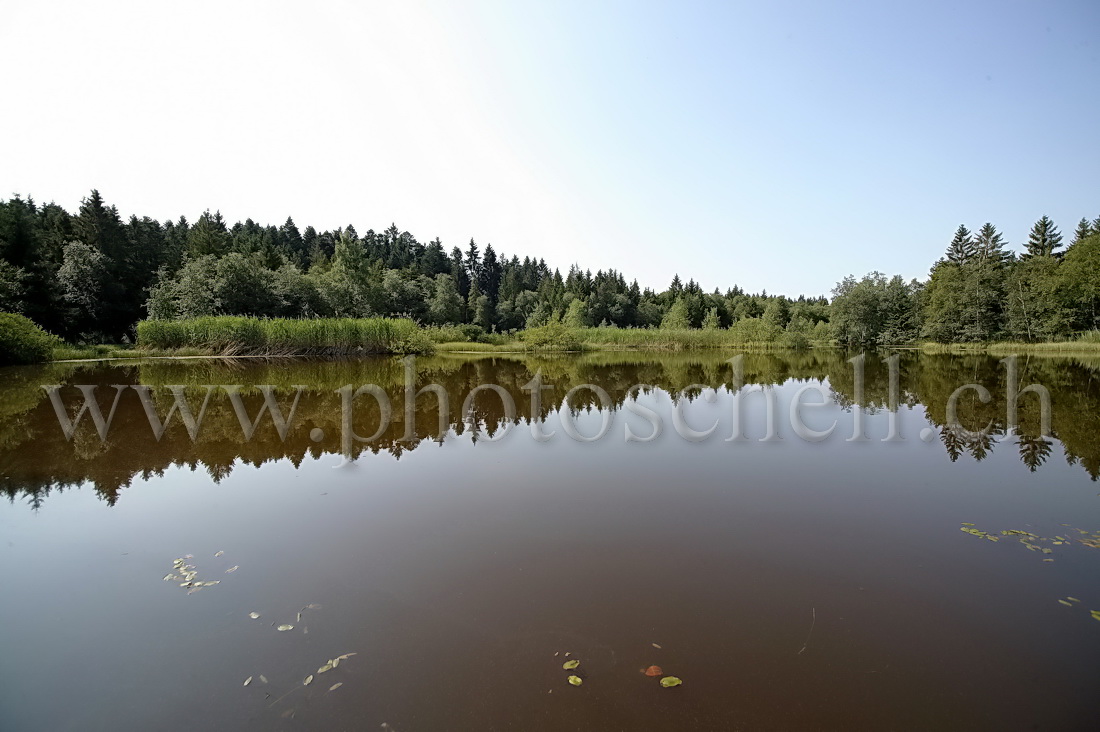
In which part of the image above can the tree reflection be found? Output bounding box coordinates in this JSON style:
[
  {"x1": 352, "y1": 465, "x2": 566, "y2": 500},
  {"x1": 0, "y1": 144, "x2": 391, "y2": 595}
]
[{"x1": 2, "y1": 349, "x2": 1099, "y2": 507}]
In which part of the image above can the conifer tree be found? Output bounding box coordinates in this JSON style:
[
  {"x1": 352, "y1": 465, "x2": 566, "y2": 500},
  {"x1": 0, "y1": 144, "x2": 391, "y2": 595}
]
[
  {"x1": 1022, "y1": 215, "x2": 1063, "y2": 259},
  {"x1": 945, "y1": 224, "x2": 975, "y2": 264},
  {"x1": 1071, "y1": 218, "x2": 1092, "y2": 247}
]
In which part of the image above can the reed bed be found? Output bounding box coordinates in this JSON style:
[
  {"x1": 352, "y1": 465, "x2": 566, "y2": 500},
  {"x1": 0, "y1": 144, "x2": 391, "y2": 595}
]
[{"x1": 136, "y1": 317, "x2": 435, "y2": 356}]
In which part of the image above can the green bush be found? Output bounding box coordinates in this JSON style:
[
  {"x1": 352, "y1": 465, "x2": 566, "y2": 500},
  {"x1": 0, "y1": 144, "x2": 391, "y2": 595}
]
[
  {"x1": 521, "y1": 322, "x2": 583, "y2": 351},
  {"x1": 0, "y1": 312, "x2": 61, "y2": 365}
]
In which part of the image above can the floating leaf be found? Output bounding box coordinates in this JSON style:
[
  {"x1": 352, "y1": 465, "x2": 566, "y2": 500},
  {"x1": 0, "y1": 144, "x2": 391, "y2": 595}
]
[
  {"x1": 243, "y1": 676, "x2": 253, "y2": 687},
  {"x1": 318, "y1": 662, "x2": 333, "y2": 674},
  {"x1": 249, "y1": 612, "x2": 261, "y2": 619},
  {"x1": 660, "y1": 676, "x2": 683, "y2": 688},
  {"x1": 334, "y1": 653, "x2": 357, "y2": 661},
  {"x1": 331, "y1": 658, "x2": 339, "y2": 669},
  {"x1": 226, "y1": 565, "x2": 239, "y2": 574},
  {"x1": 303, "y1": 675, "x2": 313, "y2": 686},
  {"x1": 1067, "y1": 597, "x2": 1081, "y2": 603},
  {"x1": 297, "y1": 612, "x2": 302, "y2": 622},
  {"x1": 162, "y1": 574, "x2": 174, "y2": 581},
  {"x1": 562, "y1": 660, "x2": 580, "y2": 670},
  {"x1": 960, "y1": 522, "x2": 975, "y2": 526},
  {"x1": 567, "y1": 675, "x2": 583, "y2": 686},
  {"x1": 644, "y1": 665, "x2": 663, "y2": 677},
  {"x1": 329, "y1": 682, "x2": 343, "y2": 692},
  {"x1": 215, "y1": 551, "x2": 224, "y2": 557},
  {"x1": 651, "y1": 643, "x2": 662, "y2": 649},
  {"x1": 277, "y1": 624, "x2": 294, "y2": 632},
  {"x1": 259, "y1": 675, "x2": 268, "y2": 684},
  {"x1": 306, "y1": 603, "x2": 322, "y2": 610},
  {"x1": 1058, "y1": 599, "x2": 1073, "y2": 607}
]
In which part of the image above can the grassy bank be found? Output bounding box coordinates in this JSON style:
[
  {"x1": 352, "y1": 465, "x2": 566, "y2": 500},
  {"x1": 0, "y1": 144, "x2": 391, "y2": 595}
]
[{"x1": 16, "y1": 314, "x2": 1100, "y2": 365}]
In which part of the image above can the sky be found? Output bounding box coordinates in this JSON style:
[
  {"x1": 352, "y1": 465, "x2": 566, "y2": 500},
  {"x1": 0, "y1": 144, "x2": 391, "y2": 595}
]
[{"x1": 1, "y1": 0, "x2": 1097, "y2": 297}]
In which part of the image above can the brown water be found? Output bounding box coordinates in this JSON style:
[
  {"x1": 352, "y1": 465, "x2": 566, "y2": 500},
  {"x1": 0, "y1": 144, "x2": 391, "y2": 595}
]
[{"x1": 1, "y1": 350, "x2": 1099, "y2": 731}]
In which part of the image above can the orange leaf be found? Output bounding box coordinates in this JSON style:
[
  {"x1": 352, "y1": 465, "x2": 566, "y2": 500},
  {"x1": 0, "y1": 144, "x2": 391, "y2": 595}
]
[{"x1": 644, "y1": 665, "x2": 663, "y2": 677}]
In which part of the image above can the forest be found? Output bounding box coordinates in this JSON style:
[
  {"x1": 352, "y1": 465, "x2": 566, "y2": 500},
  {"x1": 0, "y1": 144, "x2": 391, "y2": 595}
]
[{"x1": 1, "y1": 190, "x2": 1098, "y2": 350}]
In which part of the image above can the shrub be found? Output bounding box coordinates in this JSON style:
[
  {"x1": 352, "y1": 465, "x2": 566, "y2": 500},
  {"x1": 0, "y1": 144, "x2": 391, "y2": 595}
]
[
  {"x1": 0, "y1": 312, "x2": 61, "y2": 365},
  {"x1": 521, "y1": 322, "x2": 582, "y2": 351}
]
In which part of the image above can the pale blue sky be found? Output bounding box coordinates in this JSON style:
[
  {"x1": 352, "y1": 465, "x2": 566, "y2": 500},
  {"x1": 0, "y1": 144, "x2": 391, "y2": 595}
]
[{"x1": 2, "y1": 0, "x2": 1097, "y2": 296}]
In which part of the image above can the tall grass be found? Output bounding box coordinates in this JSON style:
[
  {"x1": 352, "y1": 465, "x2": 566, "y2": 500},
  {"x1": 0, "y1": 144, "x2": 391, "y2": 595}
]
[
  {"x1": 567, "y1": 323, "x2": 821, "y2": 351},
  {"x1": 918, "y1": 331, "x2": 1100, "y2": 355},
  {"x1": 136, "y1": 317, "x2": 435, "y2": 356}
]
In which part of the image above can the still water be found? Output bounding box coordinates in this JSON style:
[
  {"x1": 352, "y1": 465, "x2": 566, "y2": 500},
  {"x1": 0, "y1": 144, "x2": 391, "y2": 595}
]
[{"x1": 1, "y1": 350, "x2": 1099, "y2": 731}]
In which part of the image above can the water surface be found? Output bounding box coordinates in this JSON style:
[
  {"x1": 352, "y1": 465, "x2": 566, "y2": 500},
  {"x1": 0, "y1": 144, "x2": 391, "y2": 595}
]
[{"x1": 2, "y1": 351, "x2": 1099, "y2": 730}]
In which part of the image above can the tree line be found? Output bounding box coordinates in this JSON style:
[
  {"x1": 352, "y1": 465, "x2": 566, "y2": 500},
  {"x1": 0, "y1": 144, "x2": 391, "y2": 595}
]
[
  {"x1": 0, "y1": 190, "x2": 827, "y2": 342},
  {"x1": 0, "y1": 189, "x2": 1096, "y2": 344},
  {"x1": 831, "y1": 216, "x2": 1100, "y2": 345}
]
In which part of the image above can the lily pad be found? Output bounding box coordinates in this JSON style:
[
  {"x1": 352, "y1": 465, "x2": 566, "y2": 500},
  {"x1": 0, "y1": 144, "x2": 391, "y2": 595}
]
[
  {"x1": 660, "y1": 676, "x2": 683, "y2": 687},
  {"x1": 567, "y1": 675, "x2": 583, "y2": 686},
  {"x1": 562, "y1": 660, "x2": 580, "y2": 670}
]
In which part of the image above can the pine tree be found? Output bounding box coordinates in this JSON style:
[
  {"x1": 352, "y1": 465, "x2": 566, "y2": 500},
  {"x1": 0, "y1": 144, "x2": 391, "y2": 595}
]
[
  {"x1": 1022, "y1": 215, "x2": 1063, "y2": 259},
  {"x1": 464, "y1": 239, "x2": 481, "y2": 285},
  {"x1": 280, "y1": 217, "x2": 305, "y2": 265},
  {"x1": 972, "y1": 223, "x2": 1012, "y2": 265},
  {"x1": 1071, "y1": 218, "x2": 1092, "y2": 247},
  {"x1": 945, "y1": 224, "x2": 974, "y2": 264},
  {"x1": 188, "y1": 209, "x2": 230, "y2": 257},
  {"x1": 480, "y1": 243, "x2": 501, "y2": 303}
]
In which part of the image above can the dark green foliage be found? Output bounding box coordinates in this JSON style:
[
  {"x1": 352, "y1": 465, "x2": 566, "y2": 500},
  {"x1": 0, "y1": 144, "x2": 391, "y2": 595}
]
[{"x1": 0, "y1": 312, "x2": 60, "y2": 365}]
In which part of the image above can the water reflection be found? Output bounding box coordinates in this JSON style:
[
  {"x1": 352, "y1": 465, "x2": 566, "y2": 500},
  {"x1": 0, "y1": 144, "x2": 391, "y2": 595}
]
[{"x1": 2, "y1": 350, "x2": 1099, "y2": 508}]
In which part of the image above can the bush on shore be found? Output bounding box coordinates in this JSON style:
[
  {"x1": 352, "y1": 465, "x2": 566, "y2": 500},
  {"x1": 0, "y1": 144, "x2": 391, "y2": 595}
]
[{"x1": 0, "y1": 312, "x2": 62, "y2": 365}]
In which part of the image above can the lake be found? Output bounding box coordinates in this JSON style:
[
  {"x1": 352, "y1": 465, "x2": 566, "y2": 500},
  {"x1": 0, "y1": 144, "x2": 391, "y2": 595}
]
[{"x1": 1, "y1": 350, "x2": 1099, "y2": 731}]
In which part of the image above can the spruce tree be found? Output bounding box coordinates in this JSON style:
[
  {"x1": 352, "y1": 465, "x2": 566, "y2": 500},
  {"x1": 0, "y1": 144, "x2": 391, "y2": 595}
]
[
  {"x1": 1071, "y1": 218, "x2": 1092, "y2": 246},
  {"x1": 945, "y1": 224, "x2": 974, "y2": 264},
  {"x1": 973, "y1": 223, "x2": 1012, "y2": 265},
  {"x1": 1022, "y1": 215, "x2": 1063, "y2": 259},
  {"x1": 464, "y1": 239, "x2": 481, "y2": 285}
]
